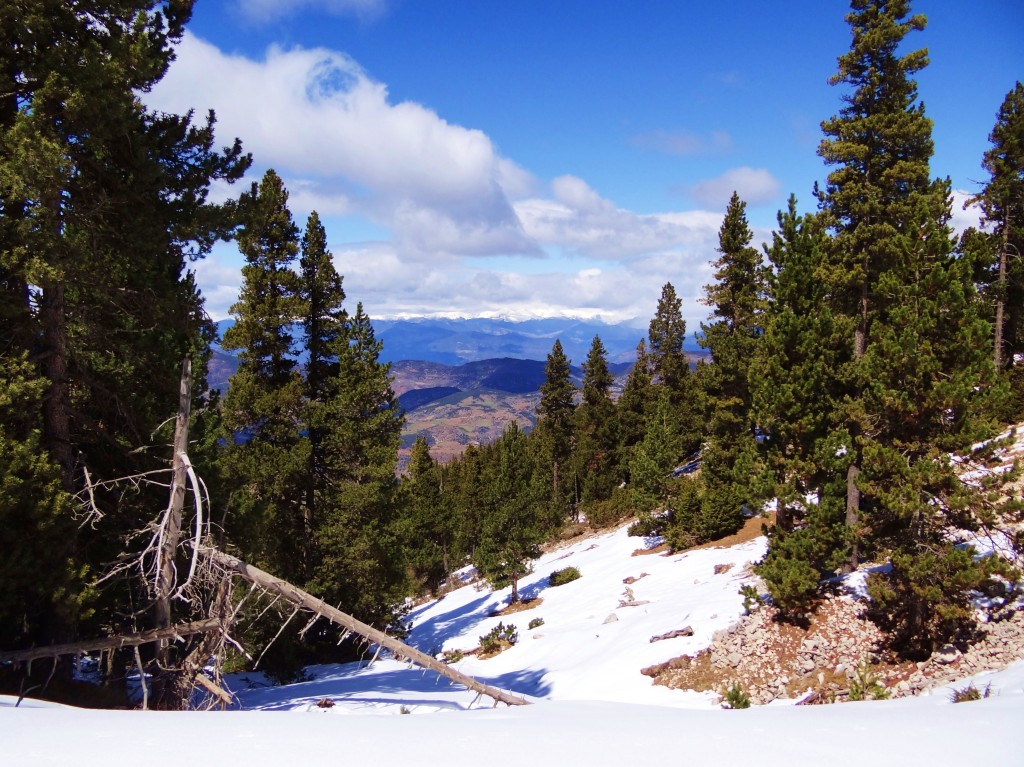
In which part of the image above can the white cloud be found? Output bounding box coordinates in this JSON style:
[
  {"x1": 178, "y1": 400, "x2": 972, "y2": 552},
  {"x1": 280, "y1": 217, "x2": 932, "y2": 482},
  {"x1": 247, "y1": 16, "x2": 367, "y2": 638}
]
[
  {"x1": 147, "y1": 34, "x2": 537, "y2": 259},
  {"x1": 630, "y1": 129, "x2": 733, "y2": 156},
  {"x1": 516, "y1": 176, "x2": 724, "y2": 261},
  {"x1": 689, "y1": 166, "x2": 782, "y2": 209},
  {"x1": 149, "y1": 36, "x2": 730, "y2": 326},
  {"x1": 950, "y1": 189, "x2": 984, "y2": 235},
  {"x1": 236, "y1": 0, "x2": 386, "y2": 23}
]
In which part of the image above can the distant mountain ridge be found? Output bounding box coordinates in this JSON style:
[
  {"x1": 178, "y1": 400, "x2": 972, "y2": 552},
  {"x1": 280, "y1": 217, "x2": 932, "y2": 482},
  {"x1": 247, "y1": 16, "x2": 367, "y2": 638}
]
[
  {"x1": 392, "y1": 357, "x2": 633, "y2": 467},
  {"x1": 205, "y1": 317, "x2": 696, "y2": 466},
  {"x1": 211, "y1": 316, "x2": 703, "y2": 369},
  {"x1": 371, "y1": 317, "x2": 653, "y2": 365}
]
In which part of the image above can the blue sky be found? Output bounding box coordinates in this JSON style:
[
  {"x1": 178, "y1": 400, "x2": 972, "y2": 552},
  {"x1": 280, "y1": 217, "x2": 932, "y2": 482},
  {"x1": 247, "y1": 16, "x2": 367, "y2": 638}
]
[{"x1": 147, "y1": 0, "x2": 1024, "y2": 328}]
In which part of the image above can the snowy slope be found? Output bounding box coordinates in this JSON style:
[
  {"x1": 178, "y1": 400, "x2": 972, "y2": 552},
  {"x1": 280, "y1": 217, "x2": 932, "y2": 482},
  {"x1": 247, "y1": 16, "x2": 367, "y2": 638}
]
[{"x1": 4, "y1": 522, "x2": 1024, "y2": 764}]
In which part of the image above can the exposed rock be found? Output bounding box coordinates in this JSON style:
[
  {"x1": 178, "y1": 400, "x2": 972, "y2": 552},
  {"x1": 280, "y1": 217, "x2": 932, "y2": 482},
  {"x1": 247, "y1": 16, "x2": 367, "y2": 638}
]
[
  {"x1": 650, "y1": 626, "x2": 694, "y2": 643},
  {"x1": 602, "y1": 613, "x2": 619, "y2": 625},
  {"x1": 932, "y1": 644, "x2": 961, "y2": 665},
  {"x1": 713, "y1": 563, "x2": 734, "y2": 575}
]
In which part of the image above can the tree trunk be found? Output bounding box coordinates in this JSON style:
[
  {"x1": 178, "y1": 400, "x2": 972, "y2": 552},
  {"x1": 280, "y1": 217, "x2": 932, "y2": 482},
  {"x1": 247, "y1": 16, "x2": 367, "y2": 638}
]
[
  {"x1": 844, "y1": 463, "x2": 861, "y2": 572},
  {"x1": 844, "y1": 263, "x2": 870, "y2": 572},
  {"x1": 40, "y1": 280, "x2": 74, "y2": 491},
  {"x1": 994, "y1": 209, "x2": 1011, "y2": 371},
  {"x1": 155, "y1": 358, "x2": 192, "y2": 659}
]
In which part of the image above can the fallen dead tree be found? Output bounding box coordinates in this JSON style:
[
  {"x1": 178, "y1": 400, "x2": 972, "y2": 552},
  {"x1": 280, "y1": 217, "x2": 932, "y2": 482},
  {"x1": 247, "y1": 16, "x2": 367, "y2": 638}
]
[
  {"x1": 201, "y1": 546, "x2": 530, "y2": 707},
  {"x1": 0, "y1": 619, "x2": 222, "y2": 665}
]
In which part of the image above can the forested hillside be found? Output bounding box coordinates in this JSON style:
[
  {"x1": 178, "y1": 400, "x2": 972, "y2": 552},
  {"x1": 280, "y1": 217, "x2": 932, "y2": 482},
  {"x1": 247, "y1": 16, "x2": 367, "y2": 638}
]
[{"x1": 1, "y1": 0, "x2": 1022, "y2": 709}]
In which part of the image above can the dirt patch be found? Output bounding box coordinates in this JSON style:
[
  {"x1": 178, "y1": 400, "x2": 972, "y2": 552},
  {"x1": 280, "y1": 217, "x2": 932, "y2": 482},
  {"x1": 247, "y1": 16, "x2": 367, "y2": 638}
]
[
  {"x1": 493, "y1": 598, "x2": 543, "y2": 617},
  {"x1": 692, "y1": 514, "x2": 774, "y2": 552}
]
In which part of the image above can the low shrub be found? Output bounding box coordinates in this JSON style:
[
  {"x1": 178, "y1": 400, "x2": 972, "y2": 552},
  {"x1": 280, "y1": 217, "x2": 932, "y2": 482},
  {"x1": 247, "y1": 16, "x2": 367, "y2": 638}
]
[
  {"x1": 739, "y1": 584, "x2": 761, "y2": 615},
  {"x1": 479, "y1": 622, "x2": 519, "y2": 656},
  {"x1": 847, "y1": 658, "x2": 889, "y2": 702},
  {"x1": 442, "y1": 649, "x2": 464, "y2": 664},
  {"x1": 549, "y1": 566, "x2": 581, "y2": 587},
  {"x1": 528, "y1": 617, "x2": 545, "y2": 630},
  {"x1": 950, "y1": 683, "x2": 992, "y2": 703},
  {"x1": 721, "y1": 682, "x2": 751, "y2": 709}
]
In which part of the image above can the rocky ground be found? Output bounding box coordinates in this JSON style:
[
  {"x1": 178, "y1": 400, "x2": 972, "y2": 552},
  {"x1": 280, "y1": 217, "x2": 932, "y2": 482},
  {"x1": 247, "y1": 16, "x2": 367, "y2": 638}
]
[
  {"x1": 642, "y1": 425, "x2": 1024, "y2": 706},
  {"x1": 643, "y1": 585, "x2": 1024, "y2": 706}
]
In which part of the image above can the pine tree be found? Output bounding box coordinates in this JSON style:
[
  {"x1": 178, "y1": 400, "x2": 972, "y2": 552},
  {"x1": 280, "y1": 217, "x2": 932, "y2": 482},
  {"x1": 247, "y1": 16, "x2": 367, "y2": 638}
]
[
  {"x1": 817, "y1": 0, "x2": 936, "y2": 568},
  {"x1": 752, "y1": 198, "x2": 852, "y2": 612},
  {"x1": 697, "y1": 193, "x2": 768, "y2": 541},
  {"x1": 973, "y1": 83, "x2": 1024, "y2": 404},
  {"x1": 648, "y1": 283, "x2": 703, "y2": 459},
  {"x1": 615, "y1": 339, "x2": 654, "y2": 482},
  {"x1": 221, "y1": 169, "x2": 307, "y2": 581},
  {"x1": 574, "y1": 336, "x2": 619, "y2": 508},
  {"x1": 474, "y1": 422, "x2": 543, "y2": 603},
  {"x1": 628, "y1": 392, "x2": 682, "y2": 513},
  {"x1": 816, "y1": 0, "x2": 1005, "y2": 653},
  {"x1": 298, "y1": 210, "x2": 346, "y2": 567},
  {"x1": 309, "y1": 302, "x2": 408, "y2": 629},
  {"x1": 0, "y1": 1, "x2": 248, "y2": 653},
  {"x1": 648, "y1": 283, "x2": 688, "y2": 393},
  {"x1": 533, "y1": 339, "x2": 576, "y2": 526},
  {"x1": 0, "y1": 351, "x2": 85, "y2": 651},
  {"x1": 402, "y1": 437, "x2": 455, "y2": 593}
]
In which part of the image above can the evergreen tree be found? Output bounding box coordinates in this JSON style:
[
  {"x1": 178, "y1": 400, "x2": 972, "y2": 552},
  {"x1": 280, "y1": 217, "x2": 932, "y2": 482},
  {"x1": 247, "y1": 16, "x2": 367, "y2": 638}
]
[
  {"x1": 817, "y1": 0, "x2": 936, "y2": 568},
  {"x1": 0, "y1": 1, "x2": 248, "y2": 653},
  {"x1": 648, "y1": 283, "x2": 703, "y2": 459},
  {"x1": 402, "y1": 437, "x2": 458, "y2": 593},
  {"x1": 628, "y1": 392, "x2": 683, "y2": 513},
  {"x1": 451, "y1": 444, "x2": 490, "y2": 563},
  {"x1": 574, "y1": 335, "x2": 619, "y2": 508},
  {"x1": 474, "y1": 422, "x2": 543, "y2": 603},
  {"x1": 752, "y1": 199, "x2": 852, "y2": 612},
  {"x1": 310, "y1": 302, "x2": 408, "y2": 628},
  {"x1": 0, "y1": 352, "x2": 85, "y2": 651},
  {"x1": 697, "y1": 193, "x2": 768, "y2": 541},
  {"x1": 533, "y1": 339, "x2": 576, "y2": 525},
  {"x1": 648, "y1": 283, "x2": 689, "y2": 393},
  {"x1": 973, "y1": 83, "x2": 1024, "y2": 399},
  {"x1": 815, "y1": 0, "x2": 1005, "y2": 652},
  {"x1": 615, "y1": 339, "x2": 654, "y2": 482},
  {"x1": 221, "y1": 169, "x2": 307, "y2": 581},
  {"x1": 298, "y1": 210, "x2": 346, "y2": 567}
]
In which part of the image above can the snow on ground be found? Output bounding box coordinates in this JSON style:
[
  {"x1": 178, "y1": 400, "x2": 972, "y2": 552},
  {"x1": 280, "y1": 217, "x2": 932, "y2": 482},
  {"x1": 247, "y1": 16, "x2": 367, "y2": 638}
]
[{"x1": 5, "y1": 522, "x2": 1024, "y2": 764}]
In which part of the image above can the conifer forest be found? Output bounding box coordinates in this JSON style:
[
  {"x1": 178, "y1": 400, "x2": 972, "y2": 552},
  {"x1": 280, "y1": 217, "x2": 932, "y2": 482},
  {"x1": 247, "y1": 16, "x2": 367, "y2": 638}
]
[{"x1": 1, "y1": 0, "x2": 1023, "y2": 706}]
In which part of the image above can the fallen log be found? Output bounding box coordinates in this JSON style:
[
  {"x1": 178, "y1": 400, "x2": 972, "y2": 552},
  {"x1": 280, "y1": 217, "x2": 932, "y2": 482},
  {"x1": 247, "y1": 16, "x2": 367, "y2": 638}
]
[
  {"x1": 200, "y1": 546, "x2": 529, "y2": 707},
  {"x1": 648, "y1": 626, "x2": 693, "y2": 643},
  {"x1": 0, "y1": 618, "x2": 222, "y2": 664},
  {"x1": 194, "y1": 672, "x2": 235, "y2": 708}
]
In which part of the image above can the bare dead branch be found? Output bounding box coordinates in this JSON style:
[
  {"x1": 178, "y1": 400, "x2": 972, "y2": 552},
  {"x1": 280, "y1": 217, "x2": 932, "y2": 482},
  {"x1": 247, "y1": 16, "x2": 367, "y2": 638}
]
[{"x1": 0, "y1": 618, "x2": 222, "y2": 663}]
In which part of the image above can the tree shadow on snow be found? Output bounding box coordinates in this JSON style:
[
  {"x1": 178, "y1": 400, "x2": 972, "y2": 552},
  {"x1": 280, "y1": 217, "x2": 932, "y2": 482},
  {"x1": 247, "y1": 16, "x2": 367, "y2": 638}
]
[{"x1": 406, "y1": 593, "x2": 497, "y2": 654}]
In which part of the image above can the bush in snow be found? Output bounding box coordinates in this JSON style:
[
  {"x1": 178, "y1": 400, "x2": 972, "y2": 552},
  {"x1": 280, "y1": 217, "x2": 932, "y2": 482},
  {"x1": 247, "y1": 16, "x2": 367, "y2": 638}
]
[
  {"x1": 721, "y1": 683, "x2": 751, "y2": 709},
  {"x1": 549, "y1": 567, "x2": 581, "y2": 587},
  {"x1": 950, "y1": 683, "x2": 992, "y2": 703},
  {"x1": 479, "y1": 622, "x2": 518, "y2": 656}
]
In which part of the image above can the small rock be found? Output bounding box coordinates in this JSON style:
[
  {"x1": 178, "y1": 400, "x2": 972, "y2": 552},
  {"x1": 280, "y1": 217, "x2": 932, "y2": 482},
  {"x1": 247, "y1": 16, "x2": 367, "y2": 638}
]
[
  {"x1": 602, "y1": 613, "x2": 619, "y2": 625},
  {"x1": 713, "y1": 563, "x2": 734, "y2": 575},
  {"x1": 933, "y1": 644, "x2": 961, "y2": 665}
]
